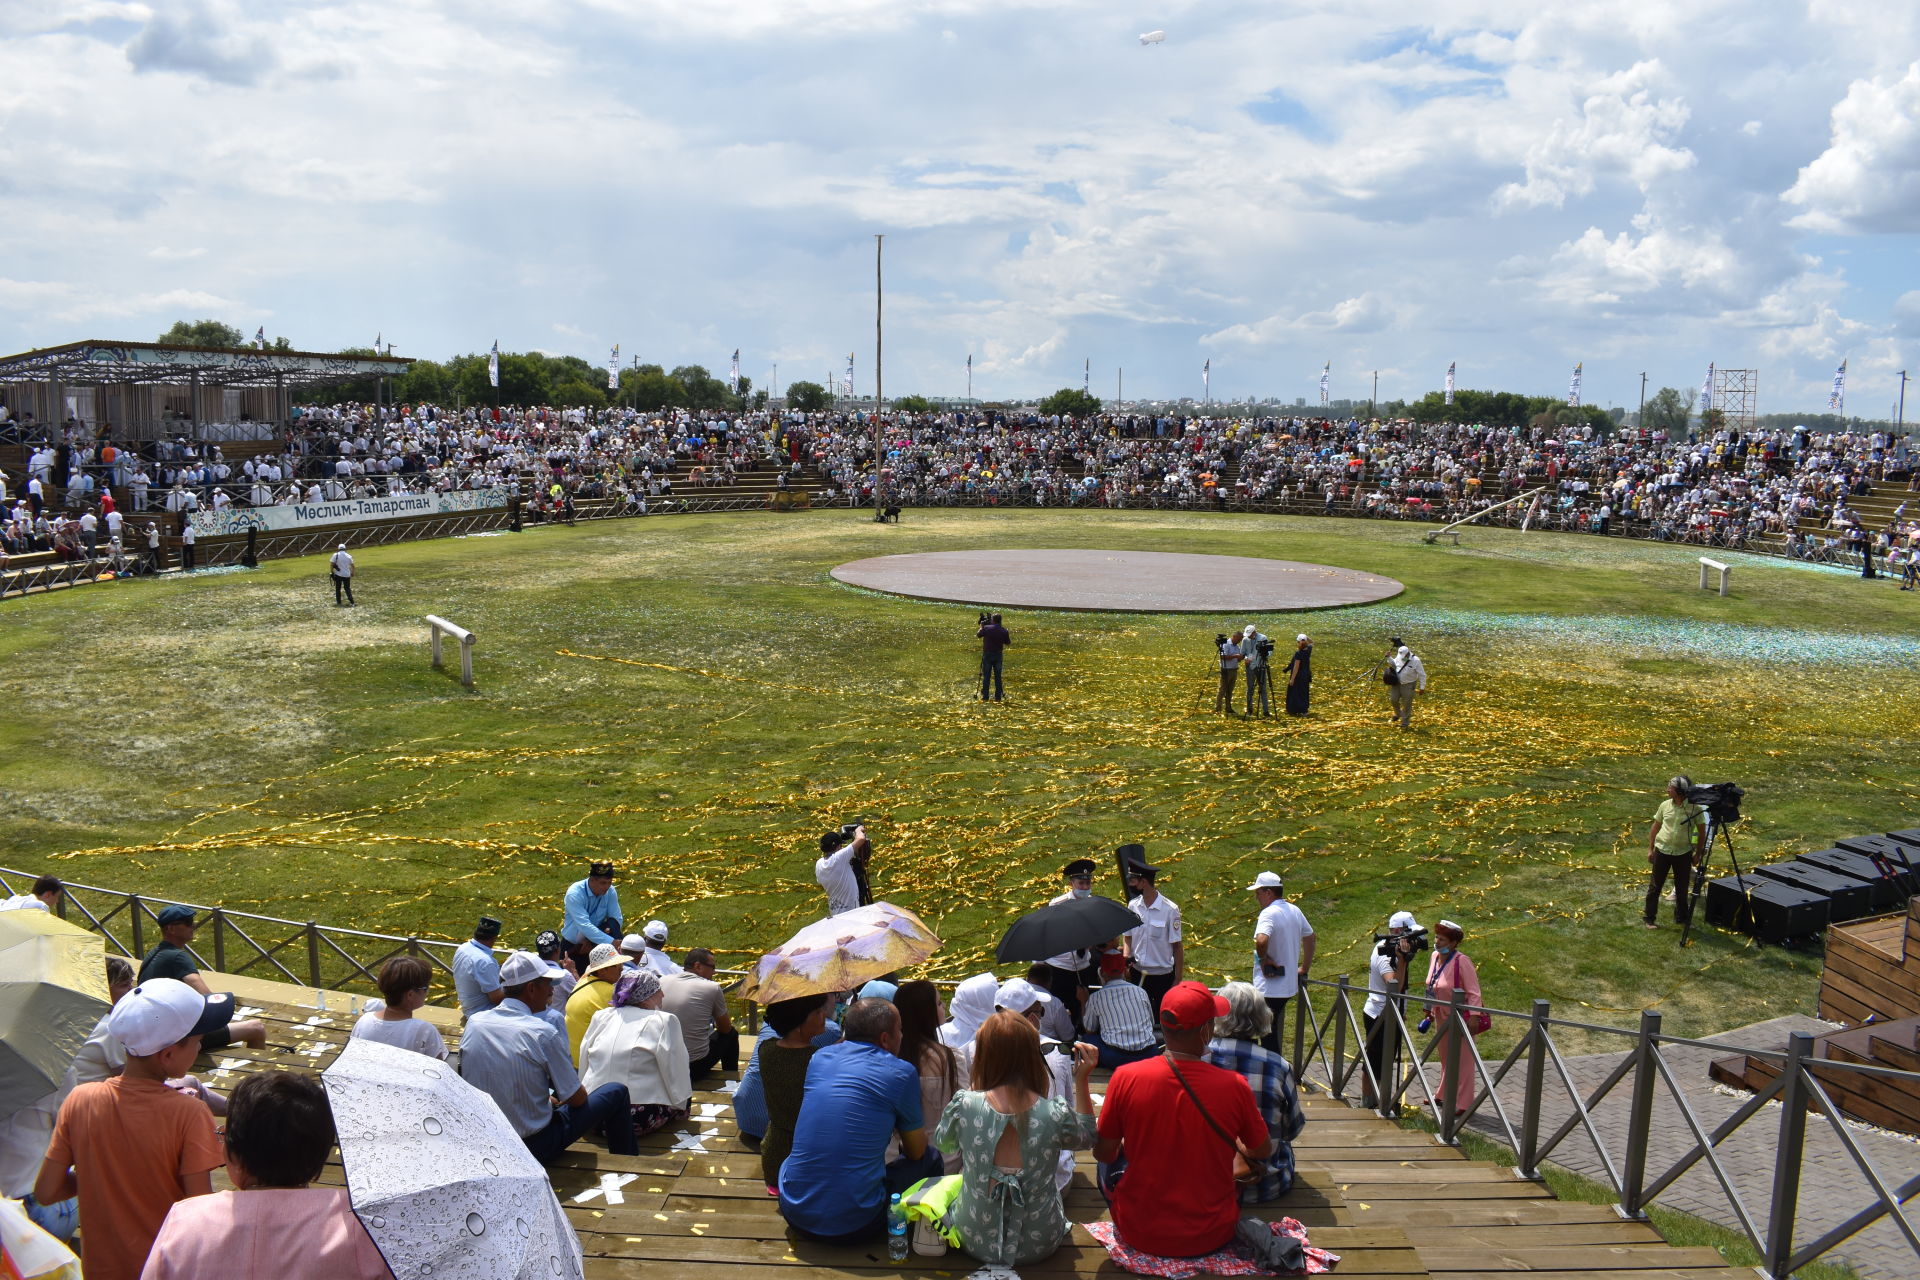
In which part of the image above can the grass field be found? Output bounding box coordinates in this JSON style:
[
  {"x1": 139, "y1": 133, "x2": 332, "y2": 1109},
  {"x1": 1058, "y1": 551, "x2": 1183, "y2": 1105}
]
[{"x1": 4, "y1": 508, "x2": 1917, "y2": 1040}]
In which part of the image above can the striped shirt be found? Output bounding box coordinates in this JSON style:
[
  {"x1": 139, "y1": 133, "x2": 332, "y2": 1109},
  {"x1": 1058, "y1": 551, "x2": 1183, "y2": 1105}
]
[
  {"x1": 1084, "y1": 980, "x2": 1157, "y2": 1052},
  {"x1": 1204, "y1": 1037, "x2": 1306, "y2": 1203},
  {"x1": 458, "y1": 998, "x2": 580, "y2": 1137}
]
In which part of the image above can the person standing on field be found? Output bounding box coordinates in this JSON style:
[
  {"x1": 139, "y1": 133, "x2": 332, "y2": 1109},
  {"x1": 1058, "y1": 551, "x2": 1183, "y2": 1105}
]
[{"x1": 330, "y1": 543, "x2": 355, "y2": 606}]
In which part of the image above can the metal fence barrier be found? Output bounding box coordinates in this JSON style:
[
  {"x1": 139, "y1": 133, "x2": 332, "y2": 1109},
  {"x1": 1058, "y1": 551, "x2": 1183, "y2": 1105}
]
[{"x1": 1280, "y1": 974, "x2": 1920, "y2": 1278}]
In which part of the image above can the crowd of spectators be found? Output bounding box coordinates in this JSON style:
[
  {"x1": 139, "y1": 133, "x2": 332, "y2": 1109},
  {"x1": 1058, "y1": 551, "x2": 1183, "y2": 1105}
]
[{"x1": 6, "y1": 404, "x2": 1915, "y2": 575}]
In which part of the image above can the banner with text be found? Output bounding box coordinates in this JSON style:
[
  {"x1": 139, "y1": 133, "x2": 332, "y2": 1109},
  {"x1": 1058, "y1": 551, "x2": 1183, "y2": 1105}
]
[{"x1": 189, "y1": 488, "x2": 508, "y2": 537}]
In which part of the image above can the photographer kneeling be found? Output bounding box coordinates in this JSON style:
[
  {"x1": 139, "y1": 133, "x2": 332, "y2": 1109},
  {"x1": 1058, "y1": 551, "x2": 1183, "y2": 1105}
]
[{"x1": 1361, "y1": 912, "x2": 1425, "y2": 1108}]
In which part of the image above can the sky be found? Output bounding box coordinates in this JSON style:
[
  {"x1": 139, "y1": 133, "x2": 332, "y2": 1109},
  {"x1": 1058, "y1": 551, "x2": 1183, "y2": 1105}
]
[{"x1": 2, "y1": 1, "x2": 1917, "y2": 415}]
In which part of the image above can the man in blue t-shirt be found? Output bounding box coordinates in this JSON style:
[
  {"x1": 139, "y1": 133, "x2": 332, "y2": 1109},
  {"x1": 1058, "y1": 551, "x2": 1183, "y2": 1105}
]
[{"x1": 777, "y1": 998, "x2": 943, "y2": 1243}]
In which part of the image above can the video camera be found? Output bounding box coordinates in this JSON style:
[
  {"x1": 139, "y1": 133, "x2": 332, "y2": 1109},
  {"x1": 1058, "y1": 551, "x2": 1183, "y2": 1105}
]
[
  {"x1": 979, "y1": 611, "x2": 994, "y2": 626},
  {"x1": 1256, "y1": 637, "x2": 1275, "y2": 659},
  {"x1": 1374, "y1": 927, "x2": 1429, "y2": 960},
  {"x1": 1684, "y1": 781, "x2": 1745, "y2": 826}
]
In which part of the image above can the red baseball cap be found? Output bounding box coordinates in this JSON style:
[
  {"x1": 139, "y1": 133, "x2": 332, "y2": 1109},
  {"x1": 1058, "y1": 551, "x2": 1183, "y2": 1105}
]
[{"x1": 1158, "y1": 980, "x2": 1230, "y2": 1032}]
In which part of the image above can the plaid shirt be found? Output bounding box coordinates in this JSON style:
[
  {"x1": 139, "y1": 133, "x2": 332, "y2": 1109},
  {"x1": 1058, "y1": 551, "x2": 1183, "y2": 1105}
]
[{"x1": 1205, "y1": 1037, "x2": 1306, "y2": 1202}]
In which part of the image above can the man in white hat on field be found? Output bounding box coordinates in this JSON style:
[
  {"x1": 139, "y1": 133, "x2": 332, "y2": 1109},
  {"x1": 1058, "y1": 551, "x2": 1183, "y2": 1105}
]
[
  {"x1": 1248, "y1": 871, "x2": 1314, "y2": 1054},
  {"x1": 329, "y1": 542, "x2": 355, "y2": 606}
]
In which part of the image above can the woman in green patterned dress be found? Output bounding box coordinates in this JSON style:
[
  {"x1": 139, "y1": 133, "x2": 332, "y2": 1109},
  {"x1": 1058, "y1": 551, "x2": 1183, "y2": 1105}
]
[{"x1": 933, "y1": 1011, "x2": 1099, "y2": 1266}]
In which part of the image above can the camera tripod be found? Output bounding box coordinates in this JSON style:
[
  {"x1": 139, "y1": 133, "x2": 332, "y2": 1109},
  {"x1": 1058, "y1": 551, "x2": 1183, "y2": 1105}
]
[{"x1": 1680, "y1": 815, "x2": 1742, "y2": 948}]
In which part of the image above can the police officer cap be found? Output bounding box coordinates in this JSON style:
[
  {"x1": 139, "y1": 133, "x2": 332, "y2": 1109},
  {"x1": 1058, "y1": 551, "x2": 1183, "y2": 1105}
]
[
  {"x1": 1063, "y1": 859, "x2": 1097, "y2": 879},
  {"x1": 1125, "y1": 860, "x2": 1161, "y2": 880}
]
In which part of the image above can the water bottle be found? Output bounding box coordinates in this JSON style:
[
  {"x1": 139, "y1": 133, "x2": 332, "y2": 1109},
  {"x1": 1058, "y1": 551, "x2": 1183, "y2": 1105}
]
[{"x1": 887, "y1": 1193, "x2": 908, "y2": 1262}]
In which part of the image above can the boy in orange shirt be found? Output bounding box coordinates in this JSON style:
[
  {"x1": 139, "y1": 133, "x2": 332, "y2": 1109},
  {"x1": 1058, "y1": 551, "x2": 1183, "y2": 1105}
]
[{"x1": 35, "y1": 977, "x2": 226, "y2": 1280}]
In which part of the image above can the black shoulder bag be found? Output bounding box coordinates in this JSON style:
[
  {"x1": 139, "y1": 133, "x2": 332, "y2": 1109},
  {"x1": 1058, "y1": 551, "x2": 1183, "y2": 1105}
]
[{"x1": 1163, "y1": 1052, "x2": 1266, "y2": 1185}]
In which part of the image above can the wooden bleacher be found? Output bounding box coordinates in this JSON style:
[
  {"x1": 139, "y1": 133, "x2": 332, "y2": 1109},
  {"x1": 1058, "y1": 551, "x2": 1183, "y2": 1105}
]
[{"x1": 191, "y1": 972, "x2": 1759, "y2": 1280}]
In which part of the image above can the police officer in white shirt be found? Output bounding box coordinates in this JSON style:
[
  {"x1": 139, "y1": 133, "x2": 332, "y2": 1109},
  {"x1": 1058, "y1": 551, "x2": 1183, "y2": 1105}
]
[
  {"x1": 1039, "y1": 859, "x2": 1099, "y2": 1034},
  {"x1": 1121, "y1": 858, "x2": 1183, "y2": 1019},
  {"x1": 1248, "y1": 870, "x2": 1314, "y2": 1054},
  {"x1": 329, "y1": 543, "x2": 355, "y2": 606}
]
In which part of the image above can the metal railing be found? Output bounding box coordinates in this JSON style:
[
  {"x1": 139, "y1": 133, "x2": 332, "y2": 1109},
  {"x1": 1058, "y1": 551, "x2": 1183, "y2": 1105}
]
[
  {"x1": 1280, "y1": 974, "x2": 1920, "y2": 1278},
  {"x1": 0, "y1": 866, "x2": 759, "y2": 1027}
]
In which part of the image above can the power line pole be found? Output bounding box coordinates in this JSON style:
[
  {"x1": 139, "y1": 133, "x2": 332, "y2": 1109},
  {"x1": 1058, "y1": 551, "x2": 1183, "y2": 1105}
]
[{"x1": 873, "y1": 233, "x2": 884, "y2": 520}]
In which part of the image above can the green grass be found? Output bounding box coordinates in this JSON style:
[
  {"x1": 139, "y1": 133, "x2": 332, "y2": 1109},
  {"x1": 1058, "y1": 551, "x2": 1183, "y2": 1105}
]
[
  {"x1": 1393, "y1": 1108, "x2": 1860, "y2": 1280},
  {"x1": 4, "y1": 509, "x2": 1918, "y2": 1042}
]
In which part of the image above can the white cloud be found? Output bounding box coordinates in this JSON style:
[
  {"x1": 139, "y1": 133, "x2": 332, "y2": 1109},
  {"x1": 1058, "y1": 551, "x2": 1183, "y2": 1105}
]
[
  {"x1": 1205, "y1": 294, "x2": 1406, "y2": 347},
  {"x1": 1783, "y1": 61, "x2": 1920, "y2": 234},
  {"x1": 125, "y1": 0, "x2": 276, "y2": 86},
  {"x1": 1495, "y1": 61, "x2": 1694, "y2": 211}
]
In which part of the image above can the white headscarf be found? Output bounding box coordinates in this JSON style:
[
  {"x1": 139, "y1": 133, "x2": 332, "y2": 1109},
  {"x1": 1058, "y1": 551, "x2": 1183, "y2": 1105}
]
[{"x1": 937, "y1": 972, "x2": 999, "y2": 1047}]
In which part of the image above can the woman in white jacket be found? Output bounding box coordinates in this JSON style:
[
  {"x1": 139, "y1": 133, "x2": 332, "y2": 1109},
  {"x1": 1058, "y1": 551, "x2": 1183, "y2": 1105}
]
[{"x1": 580, "y1": 966, "x2": 692, "y2": 1137}]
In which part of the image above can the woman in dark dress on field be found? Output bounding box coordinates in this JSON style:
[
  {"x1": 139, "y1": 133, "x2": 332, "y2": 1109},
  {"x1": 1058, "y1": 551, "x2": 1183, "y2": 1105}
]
[{"x1": 1284, "y1": 634, "x2": 1313, "y2": 715}]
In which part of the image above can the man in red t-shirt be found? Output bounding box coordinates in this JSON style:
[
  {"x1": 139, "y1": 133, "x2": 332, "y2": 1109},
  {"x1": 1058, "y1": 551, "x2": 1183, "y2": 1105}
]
[{"x1": 1094, "y1": 981, "x2": 1273, "y2": 1257}]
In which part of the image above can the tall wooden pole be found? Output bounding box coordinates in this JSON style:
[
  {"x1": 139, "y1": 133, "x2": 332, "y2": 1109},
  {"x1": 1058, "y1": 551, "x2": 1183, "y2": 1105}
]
[{"x1": 874, "y1": 234, "x2": 884, "y2": 518}]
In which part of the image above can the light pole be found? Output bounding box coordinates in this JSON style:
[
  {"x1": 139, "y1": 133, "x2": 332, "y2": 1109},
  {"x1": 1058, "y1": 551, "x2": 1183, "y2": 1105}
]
[
  {"x1": 1899, "y1": 370, "x2": 1909, "y2": 431},
  {"x1": 1370, "y1": 370, "x2": 1378, "y2": 421},
  {"x1": 1638, "y1": 372, "x2": 1647, "y2": 429},
  {"x1": 873, "y1": 233, "x2": 884, "y2": 521}
]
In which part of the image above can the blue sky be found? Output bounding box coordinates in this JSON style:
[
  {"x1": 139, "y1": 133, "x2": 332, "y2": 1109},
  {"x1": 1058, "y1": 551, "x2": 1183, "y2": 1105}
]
[{"x1": 2, "y1": 1, "x2": 1916, "y2": 414}]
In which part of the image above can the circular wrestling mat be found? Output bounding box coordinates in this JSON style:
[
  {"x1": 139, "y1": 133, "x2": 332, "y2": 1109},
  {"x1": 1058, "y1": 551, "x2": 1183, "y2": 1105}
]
[{"x1": 830, "y1": 549, "x2": 1404, "y2": 613}]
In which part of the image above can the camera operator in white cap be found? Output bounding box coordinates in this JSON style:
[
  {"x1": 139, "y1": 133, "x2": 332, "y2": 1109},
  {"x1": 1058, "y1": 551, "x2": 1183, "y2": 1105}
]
[
  {"x1": 1238, "y1": 623, "x2": 1272, "y2": 717},
  {"x1": 1362, "y1": 910, "x2": 1422, "y2": 1105},
  {"x1": 1384, "y1": 643, "x2": 1426, "y2": 730},
  {"x1": 1247, "y1": 871, "x2": 1314, "y2": 1054}
]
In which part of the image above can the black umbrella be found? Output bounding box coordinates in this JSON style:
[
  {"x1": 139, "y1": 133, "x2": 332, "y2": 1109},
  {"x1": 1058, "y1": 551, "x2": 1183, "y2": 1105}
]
[{"x1": 996, "y1": 895, "x2": 1142, "y2": 963}]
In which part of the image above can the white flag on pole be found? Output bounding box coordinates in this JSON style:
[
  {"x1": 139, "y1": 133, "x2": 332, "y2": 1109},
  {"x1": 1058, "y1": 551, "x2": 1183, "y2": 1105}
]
[
  {"x1": 1700, "y1": 362, "x2": 1714, "y2": 415},
  {"x1": 1202, "y1": 358, "x2": 1211, "y2": 400},
  {"x1": 608, "y1": 344, "x2": 620, "y2": 391},
  {"x1": 254, "y1": 326, "x2": 266, "y2": 349},
  {"x1": 1319, "y1": 361, "x2": 1330, "y2": 406},
  {"x1": 1567, "y1": 362, "x2": 1583, "y2": 407},
  {"x1": 1084, "y1": 357, "x2": 1090, "y2": 393},
  {"x1": 375, "y1": 331, "x2": 382, "y2": 353},
  {"x1": 488, "y1": 340, "x2": 499, "y2": 389},
  {"x1": 842, "y1": 352, "x2": 854, "y2": 398},
  {"x1": 1828, "y1": 358, "x2": 1847, "y2": 413},
  {"x1": 1444, "y1": 361, "x2": 1456, "y2": 406},
  {"x1": 730, "y1": 348, "x2": 741, "y2": 394}
]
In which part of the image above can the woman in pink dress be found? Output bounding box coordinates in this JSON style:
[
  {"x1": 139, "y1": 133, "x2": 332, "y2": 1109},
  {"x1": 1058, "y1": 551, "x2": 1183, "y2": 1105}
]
[{"x1": 1423, "y1": 920, "x2": 1482, "y2": 1117}]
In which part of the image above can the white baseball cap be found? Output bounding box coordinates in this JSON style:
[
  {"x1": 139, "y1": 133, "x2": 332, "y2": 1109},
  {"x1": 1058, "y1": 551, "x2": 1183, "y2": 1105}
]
[
  {"x1": 643, "y1": 920, "x2": 669, "y2": 943},
  {"x1": 1245, "y1": 871, "x2": 1284, "y2": 891},
  {"x1": 994, "y1": 977, "x2": 1053, "y2": 1012},
  {"x1": 497, "y1": 950, "x2": 566, "y2": 986},
  {"x1": 104, "y1": 978, "x2": 227, "y2": 1056},
  {"x1": 1388, "y1": 910, "x2": 1421, "y2": 931},
  {"x1": 619, "y1": 933, "x2": 648, "y2": 955}
]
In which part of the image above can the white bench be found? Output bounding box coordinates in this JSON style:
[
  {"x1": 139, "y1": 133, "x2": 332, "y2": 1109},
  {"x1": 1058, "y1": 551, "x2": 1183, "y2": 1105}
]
[
  {"x1": 426, "y1": 615, "x2": 476, "y2": 689},
  {"x1": 1698, "y1": 557, "x2": 1730, "y2": 597},
  {"x1": 1424, "y1": 529, "x2": 1461, "y2": 545}
]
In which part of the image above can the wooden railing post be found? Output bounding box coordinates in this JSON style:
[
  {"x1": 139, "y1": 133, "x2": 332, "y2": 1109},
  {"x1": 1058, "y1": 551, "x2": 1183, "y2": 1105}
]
[
  {"x1": 129, "y1": 895, "x2": 144, "y2": 960},
  {"x1": 1617, "y1": 1009, "x2": 1662, "y2": 1220},
  {"x1": 1764, "y1": 1032, "x2": 1815, "y2": 1278},
  {"x1": 211, "y1": 909, "x2": 227, "y2": 974},
  {"x1": 1518, "y1": 998, "x2": 1550, "y2": 1180},
  {"x1": 307, "y1": 922, "x2": 322, "y2": 987},
  {"x1": 1331, "y1": 976, "x2": 1350, "y2": 1101}
]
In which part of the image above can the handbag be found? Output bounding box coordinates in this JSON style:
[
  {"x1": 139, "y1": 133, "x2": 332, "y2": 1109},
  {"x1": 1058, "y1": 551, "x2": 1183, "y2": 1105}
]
[{"x1": 1163, "y1": 1052, "x2": 1267, "y2": 1185}]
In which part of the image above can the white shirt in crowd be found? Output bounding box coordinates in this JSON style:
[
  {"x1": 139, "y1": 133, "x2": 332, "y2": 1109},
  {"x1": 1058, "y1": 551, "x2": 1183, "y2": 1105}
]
[
  {"x1": 1252, "y1": 897, "x2": 1313, "y2": 999},
  {"x1": 815, "y1": 842, "x2": 862, "y2": 917},
  {"x1": 1125, "y1": 892, "x2": 1182, "y2": 974},
  {"x1": 0, "y1": 894, "x2": 48, "y2": 912},
  {"x1": 350, "y1": 1010, "x2": 448, "y2": 1060}
]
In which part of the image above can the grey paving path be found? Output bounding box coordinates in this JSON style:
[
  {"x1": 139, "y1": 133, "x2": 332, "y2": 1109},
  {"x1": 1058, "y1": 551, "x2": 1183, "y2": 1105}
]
[{"x1": 1448, "y1": 1015, "x2": 1920, "y2": 1279}]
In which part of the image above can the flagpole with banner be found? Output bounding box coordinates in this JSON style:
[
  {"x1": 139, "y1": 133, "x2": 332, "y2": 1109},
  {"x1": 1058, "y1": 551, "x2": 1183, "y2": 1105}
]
[
  {"x1": 1828, "y1": 358, "x2": 1848, "y2": 414},
  {"x1": 1568, "y1": 362, "x2": 1583, "y2": 408},
  {"x1": 254, "y1": 326, "x2": 266, "y2": 349},
  {"x1": 1444, "y1": 361, "x2": 1456, "y2": 407},
  {"x1": 488, "y1": 340, "x2": 500, "y2": 414},
  {"x1": 1202, "y1": 358, "x2": 1210, "y2": 404},
  {"x1": 730, "y1": 348, "x2": 741, "y2": 395},
  {"x1": 966, "y1": 353, "x2": 972, "y2": 401},
  {"x1": 1319, "y1": 361, "x2": 1330, "y2": 410}
]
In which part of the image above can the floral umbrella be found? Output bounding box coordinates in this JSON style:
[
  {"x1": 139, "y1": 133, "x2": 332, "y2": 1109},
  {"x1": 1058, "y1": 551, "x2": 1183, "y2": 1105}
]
[{"x1": 739, "y1": 902, "x2": 941, "y2": 1004}]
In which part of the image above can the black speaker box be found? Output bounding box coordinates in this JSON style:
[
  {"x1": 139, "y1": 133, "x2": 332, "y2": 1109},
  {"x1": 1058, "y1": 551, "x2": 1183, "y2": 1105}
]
[
  {"x1": 1886, "y1": 828, "x2": 1920, "y2": 847},
  {"x1": 1837, "y1": 833, "x2": 1920, "y2": 867},
  {"x1": 1704, "y1": 875, "x2": 1830, "y2": 942},
  {"x1": 1753, "y1": 860, "x2": 1875, "y2": 922},
  {"x1": 1796, "y1": 848, "x2": 1908, "y2": 910}
]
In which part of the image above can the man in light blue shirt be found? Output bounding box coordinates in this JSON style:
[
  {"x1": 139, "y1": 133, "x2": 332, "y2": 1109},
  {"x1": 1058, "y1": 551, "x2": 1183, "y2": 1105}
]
[
  {"x1": 560, "y1": 861, "x2": 622, "y2": 969},
  {"x1": 459, "y1": 950, "x2": 637, "y2": 1165},
  {"x1": 452, "y1": 916, "x2": 504, "y2": 1017}
]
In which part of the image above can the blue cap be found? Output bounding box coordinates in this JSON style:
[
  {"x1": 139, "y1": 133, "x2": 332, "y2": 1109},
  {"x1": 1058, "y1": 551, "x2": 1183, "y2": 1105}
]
[{"x1": 857, "y1": 979, "x2": 898, "y2": 1003}]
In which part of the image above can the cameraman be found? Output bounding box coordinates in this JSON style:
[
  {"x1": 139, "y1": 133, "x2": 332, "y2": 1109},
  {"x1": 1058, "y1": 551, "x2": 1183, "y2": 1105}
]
[
  {"x1": 1362, "y1": 911, "x2": 1422, "y2": 1107},
  {"x1": 977, "y1": 612, "x2": 1010, "y2": 702},
  {"x1": 815, "y1": 823, "x2": 871, "y2": 918},
  {"x1": 1645, "y1": 776, "x2": 1706, "y2": 928},
  {"x1": 1239, "y1": 623, "x2": 1273, "y2": 717},
  {"x1": 1214, "y1": 631, "x2": 1241, "y2": 713}
]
